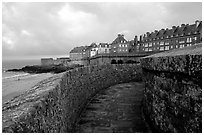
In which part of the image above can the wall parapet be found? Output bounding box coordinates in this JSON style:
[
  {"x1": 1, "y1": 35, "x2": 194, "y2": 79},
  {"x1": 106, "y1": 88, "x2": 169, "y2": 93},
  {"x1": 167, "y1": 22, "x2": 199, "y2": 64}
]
[
  {"x1": 2, "y1": 64, "x2": 142, "y2": 133},
  {"x1": 140, "y1": 43, "x2": 202, "y2": 133}
]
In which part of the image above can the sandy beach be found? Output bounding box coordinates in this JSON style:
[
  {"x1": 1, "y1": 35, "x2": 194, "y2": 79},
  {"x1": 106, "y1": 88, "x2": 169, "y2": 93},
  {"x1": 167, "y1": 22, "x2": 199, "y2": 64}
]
[{"x1": 2, "y1": 73, "x2": 54, "y2": 104}]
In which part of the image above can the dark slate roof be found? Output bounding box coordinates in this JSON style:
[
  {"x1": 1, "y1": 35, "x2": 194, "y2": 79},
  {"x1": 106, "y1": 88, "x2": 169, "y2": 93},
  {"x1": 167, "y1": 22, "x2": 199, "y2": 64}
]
[
  {"x1": 70, "y1": 46, "x2": 88, "y2": 53},
  {"x1": 112, "y1": 34, "x2": 127, "y2": 44},
  {"x1": 139, "y1": 20, "x2": 202, "y2": 40},
  {"x1": 99, "y1": 43, "x2": 111, "y2": 47}
]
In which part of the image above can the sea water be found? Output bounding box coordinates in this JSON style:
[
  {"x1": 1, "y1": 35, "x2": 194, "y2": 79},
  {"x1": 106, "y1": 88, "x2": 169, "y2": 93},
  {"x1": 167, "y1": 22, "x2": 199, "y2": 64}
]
[
  {"x1": 2, "y1": 59, "x2": 40, "y2": 78},
  {"x1": 2, "y1": 59, "x2": 54, "y2": 103}
]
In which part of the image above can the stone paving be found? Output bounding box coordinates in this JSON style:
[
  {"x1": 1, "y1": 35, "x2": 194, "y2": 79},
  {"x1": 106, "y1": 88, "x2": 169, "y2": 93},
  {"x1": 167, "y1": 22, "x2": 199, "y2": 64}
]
[{"x1": 74, "y1": 82, "x2": 152, "y2": 133}]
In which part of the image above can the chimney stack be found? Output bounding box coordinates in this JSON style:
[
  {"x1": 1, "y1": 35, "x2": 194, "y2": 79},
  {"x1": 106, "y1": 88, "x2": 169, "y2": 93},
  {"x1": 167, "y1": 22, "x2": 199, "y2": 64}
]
[
  {"x1": 140, "y1": 35, "x2": 142, "y2": 42},
  {"x1": 195, "y1": 20, "x2": 200, "y2": 27},
  {"x1": 155, "y1": 30, "x2": 158, "y2": 33},
  {"x1": 181, "y1": 24, "x2": 185, "y2": 27},
  {"x1": 172, "y1": 26, "x2": 176, "y2": 29},
  {"x1": 134, "y1": 36, "x2": 138, "y2": 44}
]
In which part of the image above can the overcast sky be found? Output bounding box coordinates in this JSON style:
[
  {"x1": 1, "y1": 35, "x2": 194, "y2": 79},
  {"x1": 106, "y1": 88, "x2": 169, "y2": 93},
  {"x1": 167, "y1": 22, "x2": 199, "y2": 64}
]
[{"x1": 2, "y1": 2, "x2": 202, "y2": 60}]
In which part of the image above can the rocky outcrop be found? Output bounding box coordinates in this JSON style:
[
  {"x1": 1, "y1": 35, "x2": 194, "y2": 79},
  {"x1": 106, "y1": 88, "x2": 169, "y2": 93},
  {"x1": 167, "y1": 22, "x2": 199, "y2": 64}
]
[
  {"x1": 7, "y1": 64, "x2": 83, "y2": 74},
  {"x1": 141, "y1": 44, "x2": 202, "y2": 133},
  {"x1": 2, "y1": 64, "x2": 142, "y2": 133}
]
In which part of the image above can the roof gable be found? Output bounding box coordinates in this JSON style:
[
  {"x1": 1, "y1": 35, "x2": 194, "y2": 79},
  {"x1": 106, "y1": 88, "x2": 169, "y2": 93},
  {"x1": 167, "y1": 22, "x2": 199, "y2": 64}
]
[{"x1": 112, "y1": 34, "x2": 127, "y2": 44}]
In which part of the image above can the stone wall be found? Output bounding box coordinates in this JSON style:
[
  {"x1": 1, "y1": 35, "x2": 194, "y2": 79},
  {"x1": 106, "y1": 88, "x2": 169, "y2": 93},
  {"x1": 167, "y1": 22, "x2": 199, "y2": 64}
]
[
  {"x1": 2, "y1": 64, "x2": 142, "y2": 133},
  {"x1": 140, "y1": 44, "x2": 202, "y2": 133}
]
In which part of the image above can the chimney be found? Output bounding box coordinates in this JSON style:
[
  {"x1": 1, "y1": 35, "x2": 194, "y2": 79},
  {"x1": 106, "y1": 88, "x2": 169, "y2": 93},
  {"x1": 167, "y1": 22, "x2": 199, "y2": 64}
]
[
  {"x1": 195, "y1": 20, "x2": 200, "y2": 27},
  {"x1": 181, "y1": 24, "x2": 185, "y2": 27},
  {"x1": 134, "y1": 36, "x2": 138, "y2": 43},
  {"x1": 155, "y1": 30, "x2": 158, "y2": 33},
  {"x1": 172, "y1": 26, "x2": 176, "y2": 29},
  {"x1": 118, "y1": 34, "x2": 121, "y2": 37},
  {"x1": 140, "y1": 35, "x2": 142, "y2": 41},
  {"x1": 146, "y1": 32, "x2": 150, "y2": 36}
]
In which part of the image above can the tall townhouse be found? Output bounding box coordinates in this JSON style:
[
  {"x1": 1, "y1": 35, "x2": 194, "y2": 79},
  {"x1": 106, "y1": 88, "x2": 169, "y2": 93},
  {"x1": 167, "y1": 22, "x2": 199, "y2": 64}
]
[
  {"x1": 111, "y1": 34, "x2": 131, "y2": 53},
  {"x1": 89, "y1": 43, "x2": 98, "y2": 57},
  {"x1": 133, "y1": 20, "x2": 202, "y2": 52}
]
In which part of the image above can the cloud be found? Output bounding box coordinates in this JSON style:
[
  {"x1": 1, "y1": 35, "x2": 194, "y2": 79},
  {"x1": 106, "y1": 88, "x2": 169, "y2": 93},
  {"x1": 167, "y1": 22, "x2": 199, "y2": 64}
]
[{"x1": 2, "y1": 2, "x2": 202, "y2": 60}]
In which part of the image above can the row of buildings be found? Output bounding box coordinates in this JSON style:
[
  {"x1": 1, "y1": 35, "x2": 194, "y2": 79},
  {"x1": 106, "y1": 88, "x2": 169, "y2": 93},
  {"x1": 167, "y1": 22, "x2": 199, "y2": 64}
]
[
  {"x1": 69, "y1": 20, "x2": 202, "y2": 64},
  {"x1": 41, "y1": 20, "x2": 202, "y2": 66},
  {"x1": 69, "y1": 34, "x2": 133, "y2": 63},
  {"x1": 133, "y1": 20, "x2": 202, "y2": 53}
]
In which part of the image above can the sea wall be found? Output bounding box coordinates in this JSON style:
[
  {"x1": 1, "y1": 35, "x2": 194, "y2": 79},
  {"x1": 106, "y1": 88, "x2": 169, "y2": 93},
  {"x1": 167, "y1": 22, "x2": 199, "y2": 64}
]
[
  {"x1": 140, "y1": 44, "x2": 202, "y2": 133},
  {"x1": 2, "y1": 64, "x2": 142, "y2": 133}
]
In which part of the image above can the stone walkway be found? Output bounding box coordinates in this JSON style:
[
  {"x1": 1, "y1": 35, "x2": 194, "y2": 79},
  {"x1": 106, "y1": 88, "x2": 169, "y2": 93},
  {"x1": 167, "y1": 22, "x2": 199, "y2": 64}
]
[{"x1": 74, "y1": 82, "x2": 152, "y2": 133}]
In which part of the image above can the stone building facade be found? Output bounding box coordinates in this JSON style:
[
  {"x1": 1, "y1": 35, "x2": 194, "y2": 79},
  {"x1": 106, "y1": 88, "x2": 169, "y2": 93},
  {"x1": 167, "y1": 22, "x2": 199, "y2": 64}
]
[
  {"x1": 70, "y1": 46, "x2": 88, "y2": 61},
  {"x1": 98, "y1": 43, "x2": 111, "y2": 54},
  {"x1": 132, "y1": 20, "x2": 202, "y2": 53},
  {"x1": 41, "y1": 57, "x2": 71, "y2": 66}
]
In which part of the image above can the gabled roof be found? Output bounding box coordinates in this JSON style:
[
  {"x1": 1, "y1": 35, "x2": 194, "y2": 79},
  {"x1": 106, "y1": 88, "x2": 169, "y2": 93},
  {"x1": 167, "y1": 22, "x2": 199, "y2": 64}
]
[
  {"x1": 112, "y1": 34, "x2": 127, "y2": 44},
  {"x1": 70, "y1": 46, "x2": 88, "y2": 53},
  {"x1": 157, "y1": 29, "x2": 165, "y2": 38}
]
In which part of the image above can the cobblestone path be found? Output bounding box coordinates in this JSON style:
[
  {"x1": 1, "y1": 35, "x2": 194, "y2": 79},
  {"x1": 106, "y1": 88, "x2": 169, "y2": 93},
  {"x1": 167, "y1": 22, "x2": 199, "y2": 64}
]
[{"x1": 74, "y1": 82, "x2": 152, "y2": 133}]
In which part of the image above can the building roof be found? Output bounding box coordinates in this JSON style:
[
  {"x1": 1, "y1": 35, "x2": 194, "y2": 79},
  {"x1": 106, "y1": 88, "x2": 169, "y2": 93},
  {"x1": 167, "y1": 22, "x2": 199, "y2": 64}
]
[
  {"x1": 99, "y1": 43, "x2": 111, "y2": 47},
  {"x1": 112, "y1": 34, "x2": 127, "y2": 44},
  {"x1": 70, "y1": 46, "x2": 89, "y2": 53},
  {"x1": 139, "y1": 20, "x2": 202, "y2": 41}
]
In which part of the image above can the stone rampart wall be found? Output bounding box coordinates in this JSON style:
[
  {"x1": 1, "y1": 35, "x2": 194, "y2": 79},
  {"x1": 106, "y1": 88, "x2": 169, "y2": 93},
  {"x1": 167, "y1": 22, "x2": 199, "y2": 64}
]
[
  {"x1": 2, "y1": 64, "x2": 142, "y2": 133},
  {"x1": 140, "y1": 44, "x2": 202, "y2": 133}
]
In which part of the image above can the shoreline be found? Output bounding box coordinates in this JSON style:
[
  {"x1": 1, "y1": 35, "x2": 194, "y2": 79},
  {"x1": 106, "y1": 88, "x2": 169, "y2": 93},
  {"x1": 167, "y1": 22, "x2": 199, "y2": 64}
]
[{"x1": 2, "y1": 73, "x2": 54, "y2": 104}]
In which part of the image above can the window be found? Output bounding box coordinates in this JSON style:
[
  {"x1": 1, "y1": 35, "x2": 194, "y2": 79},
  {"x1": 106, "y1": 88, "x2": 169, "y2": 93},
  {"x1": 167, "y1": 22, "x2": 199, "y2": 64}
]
[
  {"x1": 180, "y1": 45, "x2": 184, "y2": 48},
  {"x1": 149, "y1": 43, "x2": 152, "y2": 47},
  {"x1": 160, "y1": 41, "x2": 164, "y2": 45},
  {"x1": 145, "y1": 43, "x2": 148, "y2": 47},
  {"x1": 126, "y1": 45, "x2": 128, "y2": 47},
  {"x1": 179, "y1": 41, "x2": 185, "y2": 44},
  {"x1": 149, "y1": 48, "x2": 152, "y2": 51},
  {"x1": 145, "y1": 48, "x2": 148, "y2": 51},
  {"x1": 195, "y1": 37, "x2": 197, "y2": 41},
  {"x1": 160, "y1": 47, "x2": 164, "y2": 50},
  {"x1": 165, "y1": 46, "x2": 169, "y2": 50},
  {"x1": 165, "y1": 42, "x2": 169, "y2": 45},
  {"x1": 119, "y1": 44, "x2": 121, "y2": 47}
]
